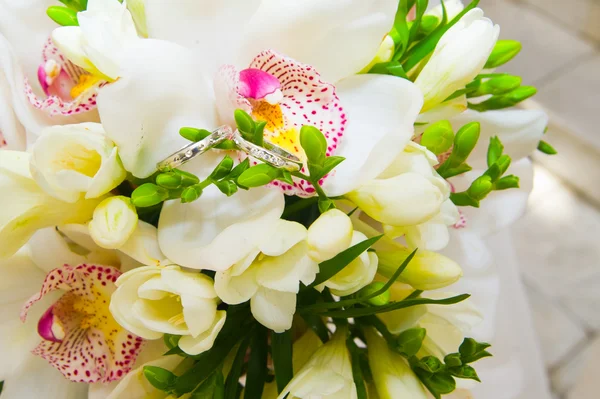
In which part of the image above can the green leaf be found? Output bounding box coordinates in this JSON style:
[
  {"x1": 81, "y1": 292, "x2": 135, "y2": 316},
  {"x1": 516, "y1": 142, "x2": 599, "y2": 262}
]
[
  {"x1": 537, "y1": 140, "x2": 557, "y2": 155},
  {"x1": 419, "y1": 15, "x2": 440, "y2": 36},
  {"x1": 357, "y1": 282, "x2": 391, "y2": 306},
  {"x1": 237, "y1": 163, "x2": 282, "y2": 187},
  {"x1": 244, "y1": 327, "x2": 269, "y2": 399},
  {"x1": 401, "y1": 0, "x2": 481, "y2": 71},
  {"x1": 224, "y1": 335, "x2": 251, "y2": 399},
  {"x1": 191, "y1": 370, "x2": 225, "y2": 399},
  {"x1": 310, "y1": 235, "x2": 383, "y2": 287},
  {"x1": 144, "y1": 366, "x2": 177, "y2": 392},
  {"x1": 369, "y1": 61, "x2": 409, "y2": 79},
  {"x1": 253, "y1": 120, "x2": 267, "y2": 147},
  {"x1": 459, "y1": 338, "x2": 492, "y2": 364},
  {"x1": 321, "y1": 156, "x2": 345, "y2": 178},
  {"x1": 448, "y1": 365, "x2": 481, "y2": 382},
  {"x1": 485, "y1": 40, "x2": 522, "y2": 69},
  {"x1": 227, "y1": 159, "x2": 251, "y2": 181},
  {"x1": 408, "y1": 0, "x2": 429, "y2": 43},
  {"x1": 47, "y1": 6, "x2": 79, "y2": 26},
  {"x1": 131, "y1": 183, "x2": 169, "y2": 208},
  {"x1": 214, "y1": 180, "x2": 238, "y2": 196},
  {"x1": 347, "y1": 338, "x2": 368, "y2": 399},
  {"x1": 299, "y1": 313, "x2": 330, "y2": 343},
  {"x1": 420, "y1": 121, "x2": 454, "y2": 155},
  {"x1": 396, "y1": 328, "x2": 427, "y2": 357},
  {"x1": 181, "y1": 185, "x2": 203, "y2": 203},
  {"x1": 487, "y1": 136, "x2": 504, "y2": 167},
  {"x1": 272, "y1": 330, "x2": 294, "y2": 393},
  {"x1": 390, "y1": 0, "x2": 410, "y2": 58},
  {"x1": 59, "y1": 0, "x2": 88, "y2": 11},
  {"x1": 494, "y1": 175, "x2": 520, "y2": 190},
  {"x1": 163, "y1": 334, "x2": 181, "y2": 351},
  {"x1": 278, "y1": 169, "x2": 294, "y2": 185},
  {"x1": 210, "y1": 156, "x2": 235, "y2": 180},
  {"x1": 318, "y1": 294, "x2": 470, "y2": 318}
]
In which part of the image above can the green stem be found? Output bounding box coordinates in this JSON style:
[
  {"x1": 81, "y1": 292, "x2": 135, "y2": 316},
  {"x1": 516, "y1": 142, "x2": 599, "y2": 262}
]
[{"x1": 292, "y1": 171, "x2": 329, "y2": 202}]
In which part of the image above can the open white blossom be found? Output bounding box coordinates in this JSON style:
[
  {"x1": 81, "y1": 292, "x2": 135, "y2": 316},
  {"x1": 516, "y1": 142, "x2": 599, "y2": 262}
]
[{"x1": 30, "y1": 122, "x2": 126, "y2": 203}]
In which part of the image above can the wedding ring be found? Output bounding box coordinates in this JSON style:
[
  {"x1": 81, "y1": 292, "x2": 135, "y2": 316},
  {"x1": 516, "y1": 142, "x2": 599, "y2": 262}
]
[
  {"x1": 156, "y1": 125, "x2": 233, "y2": 171},
  {"x1": 231, "y1": 130, "x2": 303, "y2": 172}
]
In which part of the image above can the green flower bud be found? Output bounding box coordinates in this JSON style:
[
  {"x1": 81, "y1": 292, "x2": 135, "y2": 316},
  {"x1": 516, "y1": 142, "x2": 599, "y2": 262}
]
[
  {"x1": 537, "y1": 140, "x2": 557, "y2": 155},
  {"x1": 487, "y1": 136, "x2": 504, "y2": 167},
  {"x1": 214, "y1": 180, "x2": 238, "y2": 196},
  {"x1": 47, "y1": 6, "x2": 79, "y2": 26},
  {"x1": 450, "y1": 192, "x2": 480, "y2": 208},
  {"x1": 485, "y1": 40, "x2": 522, "y2": 69},
  {"x1": 494, "y1": 175, "x2": 520, "y2": 190},
  {"x1": 143, "y1": 366, "x2": 176, "y2": 392},
  {"x1": 58, "y1": 0, "x2": 87, "y2": 11},
  {"x1": 419, "y1": 15, "x2": 440, "y2": 35},
  {"x1": 131, "y1": 183, "x2": 169, "y2": 208},
  {"x1": 467, "y1": 75, "x2": 521, "y2": 97},
  {"x1": 453, "y1": 122, "x2": 480, "y2": 163},
  {"x1": 469, "y1": 86, "x2": 537, "y2": 111},
  {"x1": 300, "y1": 125, "x2": 327, "y2": 166},
  {"x1": 210, "y1": 156, "x2": 234, "y2": 180},
  {"x1": 358, "y1": 282, "x2": 391, "y2": 306},
  {"x1": 156, "y1": 170, "x2": 200, "y2": 190},
  {"x1": 396, "y1": 328, "x2": 427, "y2": 357},
  {"x1": 420, "y1": 121, "x2": 454, "y2": 155},
  {"x1": 444, "y1": 353, "x2": 463, "y2": 368},
  {"x1": 179, "y1": 127, "x2": 236, "y2": 150},
  {"x1": 468, "y1": 175, "x2": 494, "y2": 199},
  {"x1": 181, "y1": 185, "x2": 203, "y2": 203},
  {"x1": 234, "y1": 109, "x2": 256, "y2": 137},
  {"x1": 237, "y1": 163, "x2": 281, "y2": 188}
]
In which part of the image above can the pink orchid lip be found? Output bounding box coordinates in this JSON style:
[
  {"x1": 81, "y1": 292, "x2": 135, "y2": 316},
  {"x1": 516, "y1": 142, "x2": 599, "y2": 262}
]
[
  {"x1": 238, "y1": 68, "x2": 282, "y2": 103},
  {"x1": 37, "y1": 64, "x2": 51, "y2": 96},
  {"x1": 37, "y1": 306, "x2": 65, "y2": 343}
]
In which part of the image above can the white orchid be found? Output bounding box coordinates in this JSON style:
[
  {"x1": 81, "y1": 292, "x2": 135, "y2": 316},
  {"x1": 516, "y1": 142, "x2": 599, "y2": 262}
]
[
  {"x1": 111, "y1": 265, "x2": 226, "y2": 356},
  {"x1": 30, "y1": 122, "x2": 126, "y2": 203},
  {"x1": 415, "y1": 8, "x2": 499, "y2": 113},
  {"x1": 51, "y1": 0, "x2": 140, "y2": 80},
  {"x1": 0, "y1": 150, "x2": 103, "y2": 259}
]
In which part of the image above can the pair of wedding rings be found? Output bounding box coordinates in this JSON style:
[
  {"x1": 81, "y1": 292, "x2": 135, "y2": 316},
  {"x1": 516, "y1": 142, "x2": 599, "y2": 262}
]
[{"x1": 156, "y1": 125, "x2": 303, "y2": 172}]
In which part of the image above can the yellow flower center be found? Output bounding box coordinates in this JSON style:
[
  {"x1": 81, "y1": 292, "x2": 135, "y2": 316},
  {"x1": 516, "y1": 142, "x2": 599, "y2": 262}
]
[
  {"x1": 252, "y1": 102, "x2": 306, "y2": 160},
  {"x1": 70, "y1": 74, "x2": 102, "y2": 99}
]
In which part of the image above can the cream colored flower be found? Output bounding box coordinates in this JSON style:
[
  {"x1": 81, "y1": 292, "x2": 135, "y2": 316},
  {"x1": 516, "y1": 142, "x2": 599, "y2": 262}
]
[
  {"x1": 110, "y1": 265, "x2": 225, "y2": 356},
  {"x1": 51, "y1": 0, "x2": 140, "y2": 80},
  {"x1": 415, "y1": 8, "x2": 499, "y2": 112},
  {"x1": 89, "y1": 196, "x2": 138, "y2": 249},
  {"x1": 278, "y1": 328, "x2": 357, "y2": 399},
  {"x1": 307, "y1": 209, "x2": 354, "y2": 263},
  {"x1": 30, "y1": 123, "x2": 126, "y2": 203},
  {"x1": 365, "y1": 327, "x2": 429, "y2": 399},
  {"x1": 0, "y1": 150, "x2": 102, "y2": 259}
]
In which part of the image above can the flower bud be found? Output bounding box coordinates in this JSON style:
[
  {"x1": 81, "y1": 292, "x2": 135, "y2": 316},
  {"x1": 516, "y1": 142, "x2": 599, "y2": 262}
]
[
  {"x1": 47, "y1": 6, "x2": 79, "y2": 26},
  {"x1": 307, "y1": 209, "x2": 353, "y2": 263},
  {"x1": 300, "y1": 125, "x2": 327, "y2": 165},
  {"x1": 377, "y1": 248, "x2": 462, "y2": 291},
  {"x1": 181, "y1": 185, "x2": 203, "y2": 203},
  {"x1": 210, "y1": 156, "x2": 234, "y2": 180},
  {"x1": 237, "y1": 164, "x2": 281, "y2": 187},
  {"x1": 131, "y1": 183, "x2": 169, "y2": 208},
  {"x1": 467, "y1": 175, "x2": 493, "y2": 200},
  {"x1": 420, "y1": 121, "x2": 454, "y2": 155},
  {"x1": 469, "y1": 86, "x2": 537, "y2": 112},
  {"x1": 89, "y1": 196, "x2": 138, "y2": 249},
  {"x1": 358, "y1": 282, "x2": 391, "y2": 306},
  {"x1": 453, "y1": 122, "x2": 481, "y2": 163},
  {"x1": 156, "y1": 170, "x2": 199, "y2": 190},
  {"x1": 484, "y1": 40, "x2": 522, "y2": 69},
  {"x1": 467, "y1": 74, "x2": 521, "y2": 97}
]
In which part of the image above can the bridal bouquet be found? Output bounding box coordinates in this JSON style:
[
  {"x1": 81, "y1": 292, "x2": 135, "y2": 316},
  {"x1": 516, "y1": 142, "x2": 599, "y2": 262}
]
[{"x1": 0, "y1": 0, "x2": 556, "y2": 398}]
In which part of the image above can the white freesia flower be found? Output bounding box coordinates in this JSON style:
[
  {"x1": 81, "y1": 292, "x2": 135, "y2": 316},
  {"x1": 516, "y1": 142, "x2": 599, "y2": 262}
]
[
  {"x1": 348, "y1": 142, "x2": 458, "y2": 250},
  {"x1": 89, "y1": 196, "x2": 139, "y2": 249},
  {"x1": 415, "y1": 8, "x2": 499, "y2": 112},
  {"x1": 215, "y1": 219, "x2": 319, "y2": 332},
  {"x1": 51, "y1": 0, "x2": 140, "y2": 80},
  {"x1": 30, "y1": 122, "x2": 126, "y2": 203},
  {"x1": 278, "y1": 328, "x2": 357, "y2": 399},
  {"x1": 307, "y1": 209, "x2": 353, "y2": 263},
  {"x1": 111, "y1": 265, "x2": 226, "y2": 356},
  {"x1": 318, "y1": 230, "x2": 379, "y2": 297},
  {"x1": 365, "y1": 327, "x2": 429, "y2": 399},
  {"x1": 127, "y1": 0, "x2": 149, "y2": 38},
  {"x1": 0, "y1": 150, "x2": 102, "y2": 259},
  {"x1": 427, "y1": 0, "x2": 465, "y2": 20}
]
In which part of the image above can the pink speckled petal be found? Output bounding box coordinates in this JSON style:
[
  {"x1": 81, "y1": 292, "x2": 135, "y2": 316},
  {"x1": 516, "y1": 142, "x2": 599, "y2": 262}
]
[
  {"x1": 238, "y1": 68, "x2": 281, "y2": 101},
  {"x1": 21, "y1": 264, "x2": 143, "y2": 383},
  {"x1": 25, "y1": 37, "x2": 102, "y2": 116},
  {"x1": 249, "y1": 50, "x2": 346, "y2": 197}
]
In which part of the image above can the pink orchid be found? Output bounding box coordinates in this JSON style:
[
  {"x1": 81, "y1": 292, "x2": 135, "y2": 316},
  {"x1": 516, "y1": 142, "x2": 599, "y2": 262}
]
[
  {"x1": 215, "y1": 50, "x2": 347, "y2": 197},
  {"x1": 20, "y1": 264, "x2": 143, "y2": 383}
]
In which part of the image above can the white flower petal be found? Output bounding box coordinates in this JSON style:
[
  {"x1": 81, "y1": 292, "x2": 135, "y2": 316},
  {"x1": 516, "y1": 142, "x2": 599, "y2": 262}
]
[
  {"x1": 161, "y1": 268, "x2": 216, "y2": 299},
  {"x1": 159, "y1": 166, "x2": 285, "y2": 270},
  {"x1": 307, "y1": 209, "x2": 353, "y2": 263},
  {"x1": 214, "y1": 267, "x2": 260, "y2": 305},
  {"x1": 256, "y1": 242, "x2": 318, "y2": 293},
  {"x1": 51, "y1": 26, "x2": 90, "y2": 72},
  {"x1": 179, "y1": 310, "x2": 227, "y2": 356},
  {"x1": 180, "y1": 295, "x2": 217, "y2": 338},
  {"x1": 97, "y1": 39, "x2": 218, "y2": 178},
  {"x1": 322, "y1": 75, "x2": 423, "y2": 196},
  {"x1": 251, "y1": 287, "x2": 297, "y2": 333},
  {"x1": 258, "y1": 219, "x2": 307, "y2": 257}
]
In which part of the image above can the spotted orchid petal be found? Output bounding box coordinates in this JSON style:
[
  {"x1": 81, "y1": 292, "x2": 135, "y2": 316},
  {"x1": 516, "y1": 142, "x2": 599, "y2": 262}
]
[
  {"x1": 21, "y1": 264, "x2": 144, "y2": 383},
  {"x1": 215, "y1": 50, "x2": 346, "y2": 196},
  {"x1": 25, "y1": 38, "x2": 104, "y2": 116}
]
